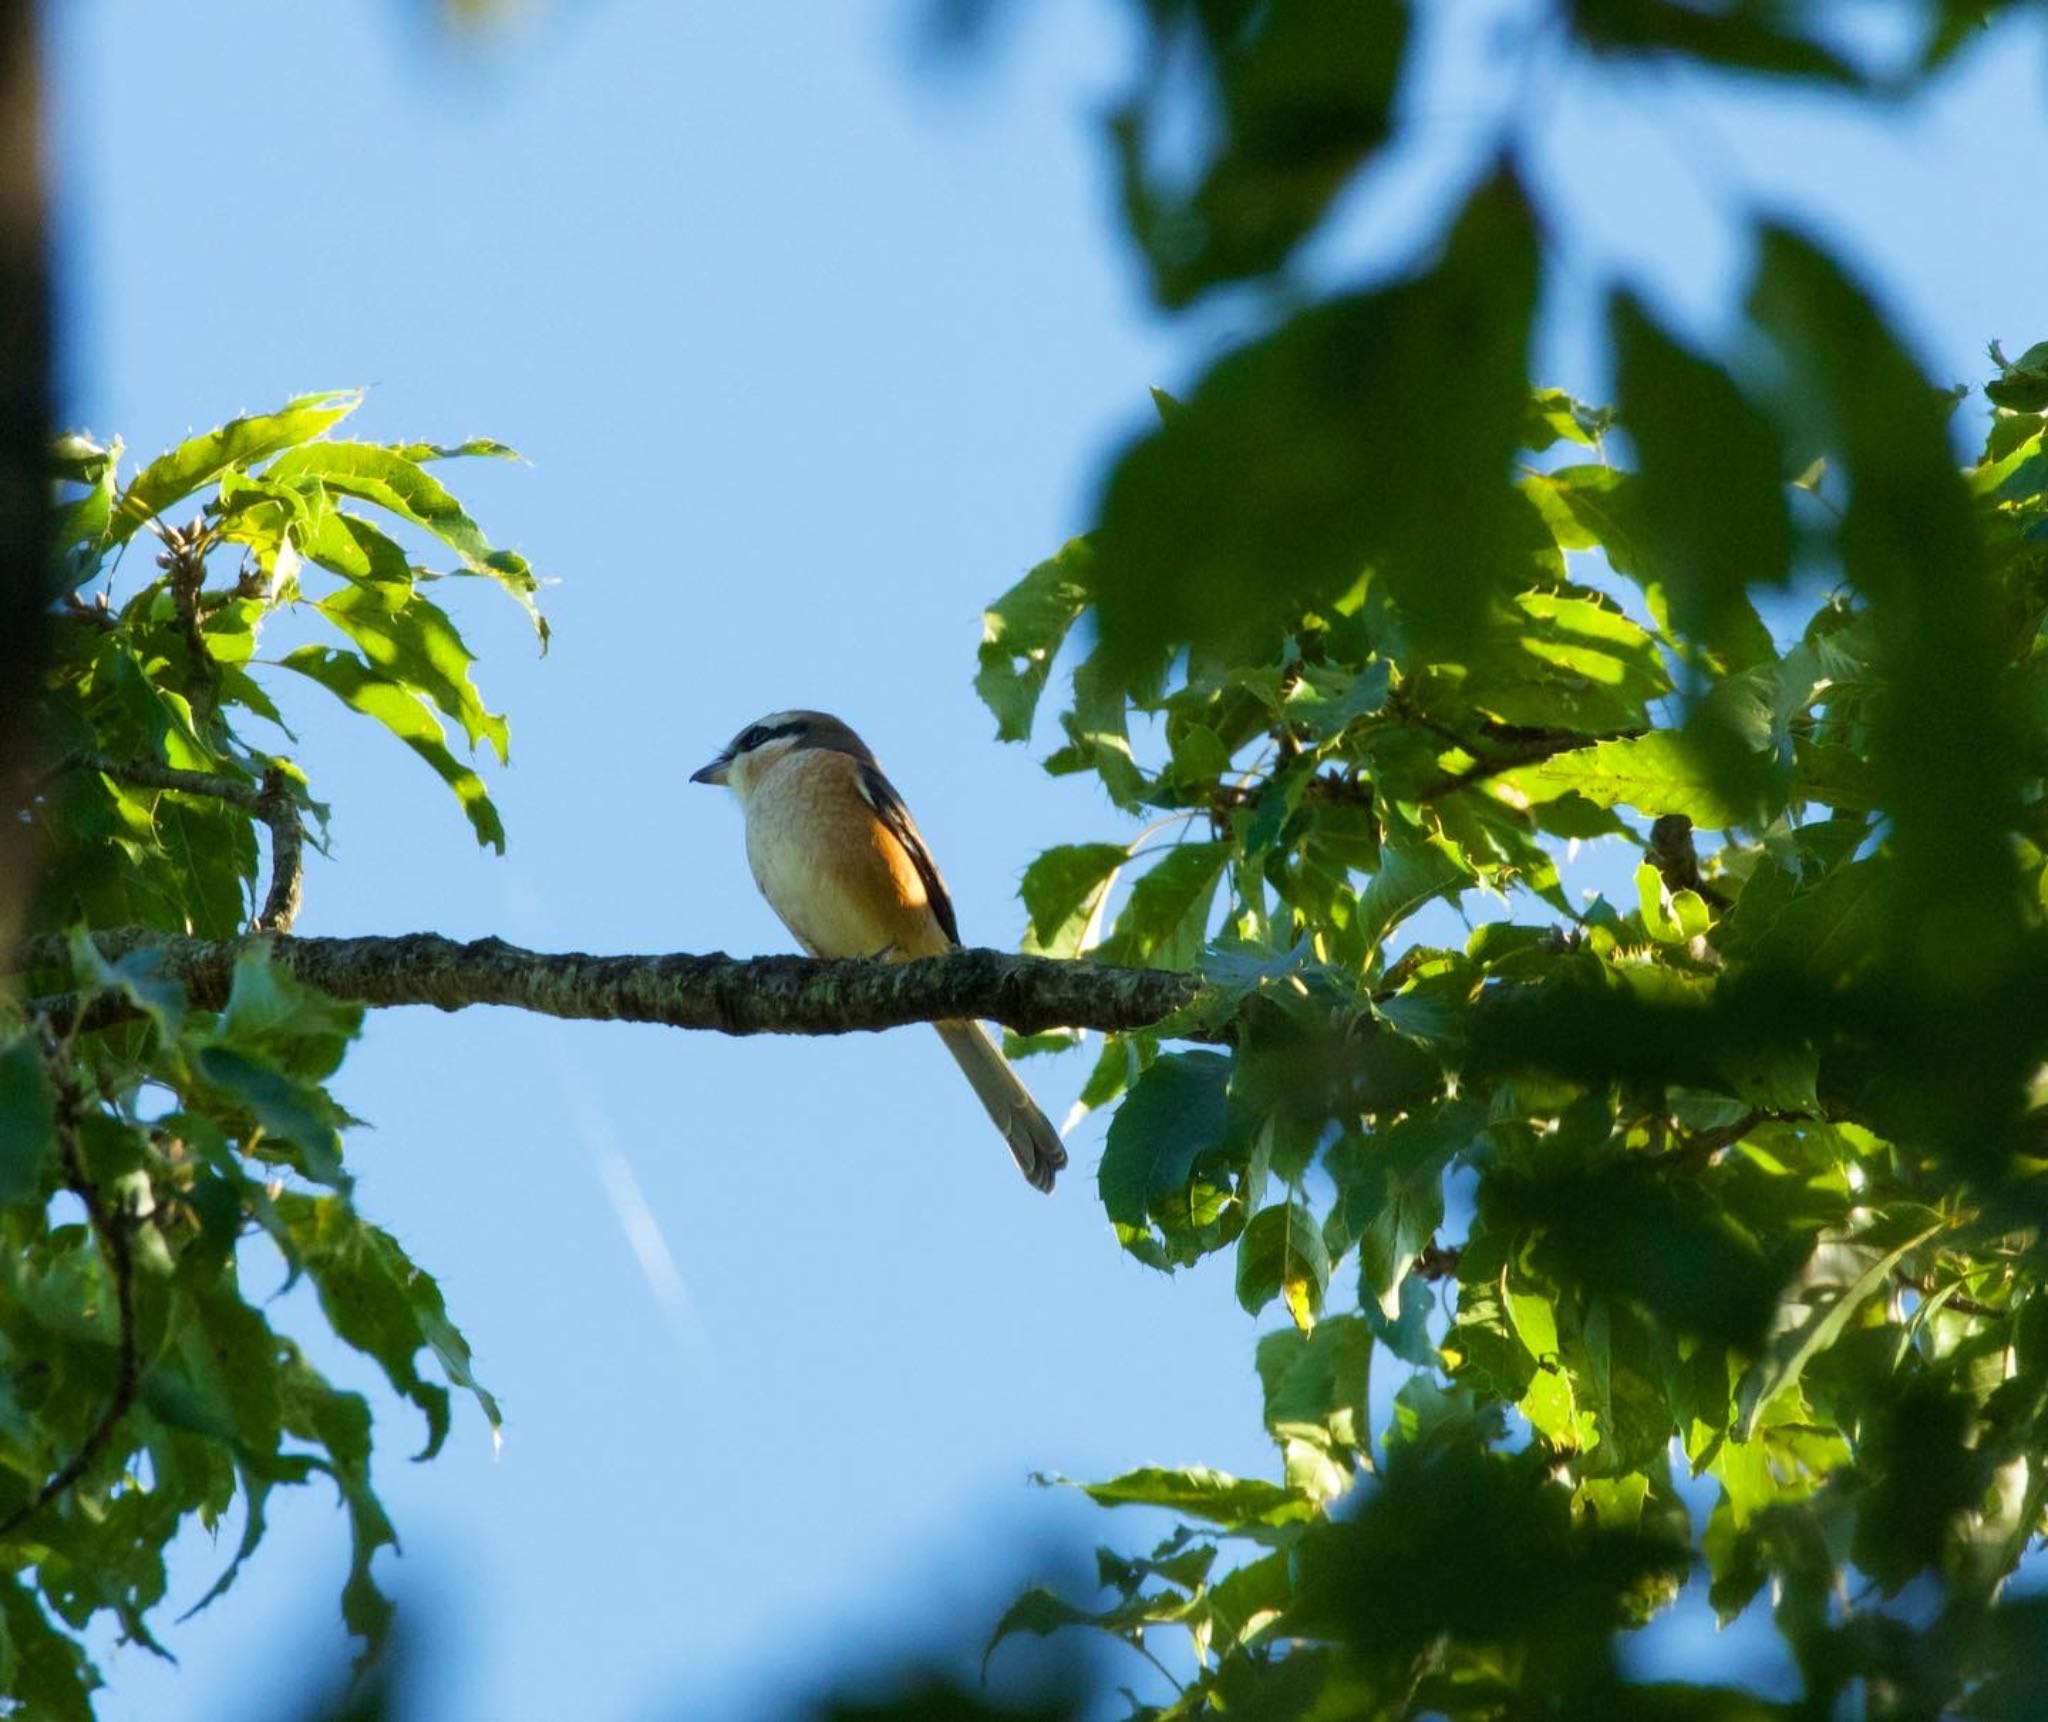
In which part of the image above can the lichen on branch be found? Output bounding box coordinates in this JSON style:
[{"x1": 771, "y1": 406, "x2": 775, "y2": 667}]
[{"x1": 11, "y1": 929, "x2": 1215, "y2": 1042}]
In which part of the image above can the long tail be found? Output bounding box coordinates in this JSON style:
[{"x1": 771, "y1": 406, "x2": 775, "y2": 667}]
[{"x1": 933, "y1": 1021, "x2": 1069, "y2": 1193}]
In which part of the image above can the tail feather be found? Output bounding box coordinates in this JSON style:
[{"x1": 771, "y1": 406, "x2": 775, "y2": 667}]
[{"x1": 933, "y1": 1021, "x2": 1068, "y2": 1193}]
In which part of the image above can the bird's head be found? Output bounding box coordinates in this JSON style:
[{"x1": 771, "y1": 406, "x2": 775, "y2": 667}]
[{"x1": 690, "y1": 710, "x2": 866, "y2": 802}]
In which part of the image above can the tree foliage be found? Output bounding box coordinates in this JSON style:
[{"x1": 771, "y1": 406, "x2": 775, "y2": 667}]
[
  {"x1": 3, "y1": 396, "x2": 532, "y2": 1715},
  {"x1": 11, "y1": 2, "x2": 2048, "y2": 1718},
  {"x1": 956, "y1": 5, "x2": 2048, "y2": 1716}
]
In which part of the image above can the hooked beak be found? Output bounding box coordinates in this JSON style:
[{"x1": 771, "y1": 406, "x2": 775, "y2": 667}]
[{"x1": 688, "y1": 754, "x2": 729, "y2": 787}]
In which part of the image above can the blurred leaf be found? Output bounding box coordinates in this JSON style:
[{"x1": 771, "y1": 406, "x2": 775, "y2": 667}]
[
  {"x1": 1613, "y1": 292, "x2": 1788, "y2": 671},
  {"x1": 0, "y1": 1039, "x2": 57, "y2": 1206},
  {"x1": 1567, "y1": 0, "x2": 1866, "y2": 85},
  {"x1": 1117, "y1": 4, "x2": 1410, "y2": 306},
  {"x1": 1506, "y1": 1164, "x2": 1787, "y2": 1352},
  {"x1": 1090, "y1": 169, "x2": 1539, "y2": 678}
]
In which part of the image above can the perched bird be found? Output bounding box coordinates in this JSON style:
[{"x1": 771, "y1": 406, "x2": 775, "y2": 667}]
[{"x1": 690, "y1": 710, "x2": 1068, "y2": 1193}]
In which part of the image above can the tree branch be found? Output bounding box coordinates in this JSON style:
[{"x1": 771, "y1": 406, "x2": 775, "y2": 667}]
[
  {"x1": 49, "y1": 753, "x2": 307, "y2": 933},
  {"x1": 10, "y1": 929, "x2": 1217, "y2": 1042}
]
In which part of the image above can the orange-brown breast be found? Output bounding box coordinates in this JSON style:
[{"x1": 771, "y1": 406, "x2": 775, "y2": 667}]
[{"x1": 742, "y1": 748, "x2": 952, "y2": 960}]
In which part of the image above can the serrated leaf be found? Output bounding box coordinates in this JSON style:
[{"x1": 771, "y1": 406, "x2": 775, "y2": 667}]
[
  {"x1": 1098, "y1": 1050, "x2": 1233, "y2": 1266},
  {"x1": 1502, "y1": 731, "x2": 1759, "y2": 828},
  {"x1": 1018, "y1": 842, "x2": 1128, "y2": 955},
  {"x1": 54, "y1": 433, "x2": 121, "y2": 584},
  {"x1": 109, "y1": 391, "x2": 360, "y2": 545},
  {"x1": 1071, "y1": 1465, "x2": 1314, "y2": 1528},
  {"x1": 975, "y1": 539, "x2": 1091, "y2": 741},
  {"x1": 1356, "y1": 839, "x2": 1470, "y2": 956},
  {"x1": 317, "y1": 583, "x2": 510, "y2": 763},
  {"x1": 264, "y1": 441, "x2": 547, "y2": 645},
  {"x1": 1096, "y1": 841, "x2": 1229, "y2": 971},
  {"x1": 214, "y1": 945, "x2": 363, "y2": 1081},
  {"x1": 193, "y1": 1046, "x2": 348, "y2": 1188},
  {"x1": 278, "y1": 647, "x2": 505, "y2": 851},
  {"x1": 284, "y1": 1197, "x2": 496, "y2": 1456}
]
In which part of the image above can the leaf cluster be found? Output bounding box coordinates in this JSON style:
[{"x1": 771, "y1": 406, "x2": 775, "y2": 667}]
[
  {"x1": 5, "y1": 399, "x2": 533, "y2": 1712},
  {"x1": 978, "y1": 73, "x2": 2048, "y2": 1705}
]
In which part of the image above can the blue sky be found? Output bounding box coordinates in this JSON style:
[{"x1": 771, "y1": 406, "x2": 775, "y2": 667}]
[{"x1": 44, "y1": 2, "x2": 2048, "y2": 1717}]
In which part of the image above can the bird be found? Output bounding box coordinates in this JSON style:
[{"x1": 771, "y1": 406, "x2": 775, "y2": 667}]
[{"x1": 689, "y1": 710, "x2": 1069, "y2": 1193}]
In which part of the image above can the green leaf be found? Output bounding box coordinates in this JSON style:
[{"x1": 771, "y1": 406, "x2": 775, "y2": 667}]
[
  {"x1": 0, "y1": 1574, "x2": 100, "y2": 1721},
  {"x1": 278, "y1": 647, "x2": 505, "y2": 851},
  {"x1": 284, "y1": 1197, "x2": 497, "y2": 1457},
  {"x1": 1096, "y1": 842, "x2": 1229, "y2": 971},
  {"x1": 1236, "y1": 1202, "x2": 1330, "y2": 1324},
  {"x1": 1636, "y1": 860, "x2": 1686, "y2": 944},
  {"x1": 1117, "y1": 3, "x2": 1408, "y2": 305},
  {"x1": 1986, "y1": 338, "x2": 2048, "y2": 413},
  {"x1": 1257, "y1": 1314, "x2": 1372, "y2": 1455},
  {"x1": 974, "y1": 539, "x2": 1091, "y2": 741},
  {"x1": 1356, "y1": 839, "x2": 1470, "y2": 956},
  {"x1": 0, "y1": 1039, "x2": 57, "y2": 1206},
  {"x1": 1070, "y1": 1464, "x2": 1314, "y2": 1529},
  {"x1": 1457, "y1": 591, "x2": 1672, "y2": 733},
  {"x1": 264, "y1": 441, "x2": 547, "y2": 645},
  {"x1": 1508, "y1": 1164, "x2": 1788, "y2": 1353},
  {"x1": 109, "y1": 391, "x2": 360, "y2": 545},
  {"x1": 1613, "y1": 292, "x2": 1788, "y2": 672},
  {"x1": 1567, "y1": 0, "x2": 1866, "y2": 85},
  {"x1": 1098, "y1": 1050, "x2": 1231, "y2": 1263},
  {"x1": 1502, "y1": 731, "x2": 1760, "y2": 828},
  {"x1": 54, "y1": 433, "x2": 121, "y2": 584},
  {"x1": 1364, "y1": 1270, "x2": 1439, "y2": 1368},
  {"x1": 390, "y1": 437, "x2": 521, "y2": 463},
  {"x1": 1018, "y1": 842, "x2": 1128, "y2": 955},
  {"x1": 1523, "y1": 388, "x2": 1612, "y2": 452},
  {"x1": 213, "y1": 945, "x2": 364, "y2": 1081},
  {"x1": 316, "y1": 583, "x2": 510, "y2": 764},
  {"x1": 1732, "y1": 1219, "x2": 1940, "y2": 1440},
  {"x1": 1090, "y1": 169, "x2": 1540, "y2": 677},
  {"x1": 193, "y1": 1046, "x2": 348, "y2": 1188}
]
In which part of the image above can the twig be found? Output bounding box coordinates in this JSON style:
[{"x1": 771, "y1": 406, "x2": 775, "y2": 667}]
[
  {"x1": 1895, "y1": 1271, "x2": 2003, "y2": 1324},
  {"x1": 155, "y1": 516, "x2": 215, "y2": 696},
  {"x1": 1645, "y1": 814, "x2": 1730, "y2": 909},
  {"x1": 47, "y1": 753, "x2": 306, "y2": 933},
  {"x1": 10, "y1": 929, "x2": 1221, "y2": 1043},
  {"x1": 57, "y1": 592, "x2": 118, "y2": 632},
  {"x1": 0, "y1": 1034, "x2": 140, "y2": 1542},
  {"x1": 253, "y1": 766, "x2": 303, "y2": 934}
]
